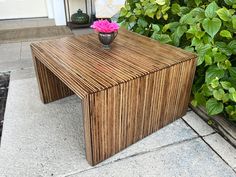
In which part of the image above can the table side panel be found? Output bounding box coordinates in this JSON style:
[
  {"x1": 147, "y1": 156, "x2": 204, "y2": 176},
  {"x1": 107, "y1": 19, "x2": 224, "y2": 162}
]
[
  {"x1": 31, "y1": 46, "x2": 88, "y2": 99},
  {"x1": 32, "y1": 56, "x2": 74, "y2": 103},
  {"x1": 87, "y1": 58, "x2": 196, "y2": 165}
]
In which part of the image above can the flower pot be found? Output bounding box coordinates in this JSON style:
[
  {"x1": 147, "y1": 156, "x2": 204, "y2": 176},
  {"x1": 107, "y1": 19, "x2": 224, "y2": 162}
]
[
  {"x1": 71, "y1": 9, "x2": 89, "y2": 24},
  {"x1": 98, "y1": 32, "x2": 118, "y2": 49}
]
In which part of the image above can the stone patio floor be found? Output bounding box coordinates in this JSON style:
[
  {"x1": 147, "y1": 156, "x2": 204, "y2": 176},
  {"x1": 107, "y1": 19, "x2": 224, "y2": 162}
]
[{"x1": 0, "y1": 19, "x2": 236, "y2": 177}]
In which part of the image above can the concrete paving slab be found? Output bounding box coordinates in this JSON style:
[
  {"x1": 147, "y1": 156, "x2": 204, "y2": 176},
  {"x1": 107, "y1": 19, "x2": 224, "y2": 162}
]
[
  {"x1": 204, "y1": 133, "x2": 236, "y2": 169},
  {"x1": 36, "y1": 19, "x2": 55, "y2": 27},
  {"x1": 100, "y1": 118, "x2": 198, "y2": 165},
  {"x1": 0, "y1": 42, "x2": 21, "y2": 63},
  {"x1": 10, "y1": 67, "x2": 35, "y2": 81},
  {"x1": 0, "y1": 58, "x2": 33, "y2": 72},
  {"x1": 67, "y1": 138, "x2": 236, "y2": 177},
  {"x1": 19, "y1": 19, "x2": 38, "y2": 28},
  {"x1": 21, "y1": 42, "x2": 33, "y2": 60},
  {"x1": 0, "y1": 78, "x2": 89, "y2": 177},
  {"x1": 0, "y1": 20, "x2": 23, "y2": 30},
  {"x1": 0, "y1": 77, "x2": 200, "y2": 177},
  {"x1": 183, "y1": 111, "x2": 215, "y2": 136}
]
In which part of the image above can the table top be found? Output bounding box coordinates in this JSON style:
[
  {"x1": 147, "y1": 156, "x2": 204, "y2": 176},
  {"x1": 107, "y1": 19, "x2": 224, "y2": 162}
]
[{"x1": 31, "y1": 29, "x2": 196, "y2": 95}]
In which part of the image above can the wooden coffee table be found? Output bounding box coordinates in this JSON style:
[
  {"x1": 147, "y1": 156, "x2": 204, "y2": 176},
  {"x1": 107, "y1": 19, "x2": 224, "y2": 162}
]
[{"x1": 31, "y1": 29, "x2": 197, "y2": 166}]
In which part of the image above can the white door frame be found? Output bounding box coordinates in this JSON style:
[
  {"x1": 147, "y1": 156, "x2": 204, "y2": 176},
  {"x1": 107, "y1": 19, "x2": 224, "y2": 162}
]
[
  {"x1": 50, "y1": 0, "x2": 66, "y2": 25},
  {"x1": 46, "y1": 0, "x2": 54, "y2": 19}
]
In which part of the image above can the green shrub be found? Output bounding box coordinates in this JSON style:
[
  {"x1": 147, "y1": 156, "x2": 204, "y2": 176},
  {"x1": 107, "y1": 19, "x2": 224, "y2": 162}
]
[{"x1": 118, "y1": 0, "x2": 236, "y2": 121}]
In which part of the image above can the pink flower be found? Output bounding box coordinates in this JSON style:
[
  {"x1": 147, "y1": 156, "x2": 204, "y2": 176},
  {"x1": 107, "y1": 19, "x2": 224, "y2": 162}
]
[{"x1": 91, "y1": 20, "x2": 119, "y2": 33}]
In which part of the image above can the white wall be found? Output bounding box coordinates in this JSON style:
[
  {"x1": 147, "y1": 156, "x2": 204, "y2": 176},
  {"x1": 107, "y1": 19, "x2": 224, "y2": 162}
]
[{"x1": 0, "y1": 0, "x2": 48, "y2": 19}]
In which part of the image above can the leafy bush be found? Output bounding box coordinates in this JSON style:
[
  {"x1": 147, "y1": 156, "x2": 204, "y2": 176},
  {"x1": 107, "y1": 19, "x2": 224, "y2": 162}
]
[{"x1": 118, "y1": 0, "x2": 236, "y2": 121}]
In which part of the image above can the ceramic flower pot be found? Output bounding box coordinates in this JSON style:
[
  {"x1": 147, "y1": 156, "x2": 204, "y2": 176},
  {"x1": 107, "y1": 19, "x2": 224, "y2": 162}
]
[
  {"x1": 71, "y1": 9, "x2": 89, "y2": 24},
  {"x1": 98, "y1": 32, "x2": 118, "y2": 49}
]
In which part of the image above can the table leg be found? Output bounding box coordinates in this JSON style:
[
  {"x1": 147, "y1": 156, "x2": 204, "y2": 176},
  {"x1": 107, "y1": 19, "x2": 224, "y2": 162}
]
[{"x1": 33, "y1": 57, "x2": 74, "y2": 103}]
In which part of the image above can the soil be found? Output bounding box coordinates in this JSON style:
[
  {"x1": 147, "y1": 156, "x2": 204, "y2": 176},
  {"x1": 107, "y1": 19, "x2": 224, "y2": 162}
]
[{"x1": 0, "y1": 72, "x2": 10, "y2": 140}]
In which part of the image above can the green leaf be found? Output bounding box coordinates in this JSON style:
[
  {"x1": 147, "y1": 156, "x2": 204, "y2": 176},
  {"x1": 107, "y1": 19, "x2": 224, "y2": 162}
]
[
  {"x1": 224, "y1": 0, "x2": 236, "y2": 6},
  {"x1": 217, "y1": 60, "x2": 232, "y2": 70},
  {"x1": 213, "y1": 89, "x2": 225, "y2": 100},
  {"x1": 229, "y1": 9, "x2": 235, "y2": 15},
  {"x1": 232, "y1": 15, "x2": 236, "y2": 29},
  {"x1": 229, "y1": 92, "x2": 236, "y2": 102},
  {"x1": 222, "y1": 94, "x2": 230, "y2": 103},
  {"x1": 180, "y1": 14, "x2": 195, "y2": 25},
  {"x1": 120, "y1": 7, "x2": 128, "y2": 17},
  {"x1": 228, "y1": 40, "x2": 236, "y2": 54},
  {"x1": 138, "y1": 18, "x2": 148, "y2": 28},
  {"x1": 196, "y1": 44, "x2": 211, "y2": 55},
  {"x1": 202, "y1": 18, "x2": 222, "y2": 38},
  {"x1": 220, "y1": 30, "x2": 232, "y2": 39},
  {"x1": 163, "y1": 13, "x2": 168, "y2": 20},
  {"x1": 221, "y1": 81, "x2": 232, "y2": 90},
  {"x1": 215, "y1": 42, "x2": 232, "y2": 56},
  {"x1": 126, "y1": 12, "x2": 132, "y2": 18},
  {"x1": 152, "y1": 24, "x2": 160, "y2": 32},
  {"x1": 156, "y1": 0, "x2": 165, "y2": 5},
  {"x1": 135, "y1": 3, "x2": 142, "y2": 9},
  {"x1": 216, "y1": 7, "x2": 232, "y2": 21},
  {"x1": 176, "y1": 25, "x2": 187, "y2": 38},
  {"x1": 228, "y1": 67, "x2": 236, "y2": 78},
  {"x1": 162, "y1": 22, "x2": 179, "y2": 32},
  {"x1": 184, "y1": 46, "x2": 194, "y2": 52},
  {"x1": 134, "y1": 9, "x2": 142, "y2": 16},
  {"x1": 145, "y1": 8, "x2": 156, "y2": 18},
  {"x1": 229, "y1": 78, "x2": 236, "y2": 89},
  {"x1": 212, "y1": 47, "x2": 218, "y2": 55},
  {"x1": 203, "y1": 35, "x2": 212, "y2": 44},
  {"x1": 171, "y1": 32, "x2": 180, "y2": 46},
  {"x1": 205, "y1": 55, "x2": 212, "y2": 65},
  {"x1": 179, "y1": 7, "x2": 190, "y2": 15},
  {"x1": 206, "y1": 65, "x2": 225, "y2": 83},
  {"x1": 225, "y1": 105, "x2": 236, "y2": 121},
  {"x1": 194, "y1": 0, "x2": 202, "y2": 6},
  {"x1": 187, "y1": 26, "x2": 205, "y2": 39},
  {"x1": 202, "y1": 84, "x2": 213, "y2": 96},
  {"x1": 152, "y1": 33, "x2": 172, "y2": 44},
  {"x1": 191, "y1": 100, "x2": 198, "y2": 107},
  {"x1": 205, "y1": 1, "x2": 219, "y2": 18},
  {"x1": 156, "y1": 10, "x2": 162, "y2": 19},
  {"x1": 125, "y1": 4, "x2": 131, "y2": 11},
  {"x1": 161, "y1": 5, "x2": 170, "y2": 14},
  {"x1": 197, "y1": 56, "x2": 205, "y2": 66},
  {"x1": 206, "y1": 98, "x2": 224, "y2": 115},
  {"x1": 214, "y1": 53, "x2": 227, "y2": 63},
  {"x1": 191, "y1": 37, "x2": 202, "y2": 46},
  {"x1": 194, "y1": 92, "x2": 206, "y2": 106},
  {"x1": 210, "y1": 78, "x2": 220, "y2": 88},
  {"x1": 129, "y1": 15, "x2": 137, "y2": 23},
  {"x1": 190, "y1": 7, "x2": 205, "y2": 21},
  {"x1": 187, "y1": 25, "x2": 197, "y2": 35},
  {"x1": 195, "y1": 31, "x2": 205, "y2": 39},
  {"x1": 171, "y1": 3, "x2": 181, "y2": 14},
  {"x1": 229, "y1": 87, "x2": 236, "y2": 93}
]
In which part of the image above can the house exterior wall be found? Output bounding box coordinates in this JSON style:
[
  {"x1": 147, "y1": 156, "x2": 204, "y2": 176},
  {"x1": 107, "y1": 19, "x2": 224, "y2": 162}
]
[{"x1": 0, "y1": 0, "x2": 48, "y2": 19}]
